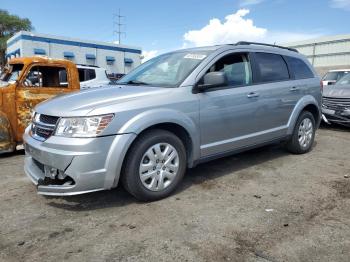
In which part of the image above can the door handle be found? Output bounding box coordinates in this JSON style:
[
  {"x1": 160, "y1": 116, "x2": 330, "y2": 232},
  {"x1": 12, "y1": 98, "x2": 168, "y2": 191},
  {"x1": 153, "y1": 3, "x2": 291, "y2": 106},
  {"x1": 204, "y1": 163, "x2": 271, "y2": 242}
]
[
  {"x1": 290, "y1": 86, "x2": 300, "y2": 92},
  {"x1": 247, "y1": 92, "x2": 259, "y2": 98}
]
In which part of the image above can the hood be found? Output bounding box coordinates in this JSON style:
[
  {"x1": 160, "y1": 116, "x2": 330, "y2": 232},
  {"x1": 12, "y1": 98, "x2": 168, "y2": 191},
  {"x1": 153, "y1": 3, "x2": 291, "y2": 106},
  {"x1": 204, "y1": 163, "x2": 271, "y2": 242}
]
[
  {"x1": 323, "y1": 84, "x2": 350, "y2": 98},
  {"x1": 35, "y1": 85, "x2": 170, "y2": 117}
]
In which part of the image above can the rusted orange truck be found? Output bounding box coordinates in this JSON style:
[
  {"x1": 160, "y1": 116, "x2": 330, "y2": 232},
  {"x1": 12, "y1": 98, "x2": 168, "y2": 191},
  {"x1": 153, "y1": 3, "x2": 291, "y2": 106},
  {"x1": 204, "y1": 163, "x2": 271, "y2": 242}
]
[{"x1": 0, "y1": 57, "x2": 81, "y2": 153}]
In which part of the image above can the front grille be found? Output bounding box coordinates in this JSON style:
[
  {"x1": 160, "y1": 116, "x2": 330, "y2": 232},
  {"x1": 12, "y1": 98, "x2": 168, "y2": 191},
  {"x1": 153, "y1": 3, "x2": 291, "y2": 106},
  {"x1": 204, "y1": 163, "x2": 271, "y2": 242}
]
[
  {"x1": 31, "y1": 114, "x2": 59, "y2": 141},
  {"x1": 39, "y1": 114, "x2": 59, "y2": 125},
  {"x1": 322, "y1": 96, "x2": 350, "y2": 111}
]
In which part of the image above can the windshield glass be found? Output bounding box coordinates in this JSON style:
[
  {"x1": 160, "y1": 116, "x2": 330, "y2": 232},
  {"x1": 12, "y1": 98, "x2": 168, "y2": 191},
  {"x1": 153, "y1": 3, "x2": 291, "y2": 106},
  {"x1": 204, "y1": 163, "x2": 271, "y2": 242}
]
[
  {"x1": 323, "y1": 71, "x2": 349, "y2": 81},
  {"x1": 336, "y1": 73, "x2": 350, "y2": 85},
  {"x1": 117, "y1": 51, "x2": 211, "y2": 87},
  {"x1": 0, "y1": 64, "x2": 24, "y2": 84}
]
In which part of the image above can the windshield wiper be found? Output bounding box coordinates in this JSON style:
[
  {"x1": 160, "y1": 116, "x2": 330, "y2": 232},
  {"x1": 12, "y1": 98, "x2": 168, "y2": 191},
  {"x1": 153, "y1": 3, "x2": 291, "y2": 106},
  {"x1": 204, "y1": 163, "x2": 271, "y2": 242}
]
[{"x1": 121, "y1": 80, "x2": 150, "y2": 86}]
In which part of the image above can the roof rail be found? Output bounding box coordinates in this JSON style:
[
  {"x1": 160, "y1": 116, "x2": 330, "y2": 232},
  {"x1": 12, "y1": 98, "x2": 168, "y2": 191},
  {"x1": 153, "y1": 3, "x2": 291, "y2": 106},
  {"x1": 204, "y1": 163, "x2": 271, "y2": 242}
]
[{"x1": 234, "y1": 41, "x2": 299, "y2": 53}]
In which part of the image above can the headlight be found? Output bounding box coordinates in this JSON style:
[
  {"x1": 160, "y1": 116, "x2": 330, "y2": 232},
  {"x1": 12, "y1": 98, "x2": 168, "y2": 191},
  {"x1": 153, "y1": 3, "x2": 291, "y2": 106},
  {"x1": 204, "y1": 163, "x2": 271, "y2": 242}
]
[{"x1": 55, "y1": 114, "x2": 114, "y2": 138}]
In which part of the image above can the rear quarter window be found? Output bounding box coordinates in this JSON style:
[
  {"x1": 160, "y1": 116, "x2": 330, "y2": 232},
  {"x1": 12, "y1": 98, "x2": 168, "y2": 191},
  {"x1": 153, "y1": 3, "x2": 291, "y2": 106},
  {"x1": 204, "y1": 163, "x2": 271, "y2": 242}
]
[
  {"x1": 254, "y1": 53, "x2": 290, "y2": 83},
  {"x1": 285, "y1": 56, "x2": 314, "y2": 79}
]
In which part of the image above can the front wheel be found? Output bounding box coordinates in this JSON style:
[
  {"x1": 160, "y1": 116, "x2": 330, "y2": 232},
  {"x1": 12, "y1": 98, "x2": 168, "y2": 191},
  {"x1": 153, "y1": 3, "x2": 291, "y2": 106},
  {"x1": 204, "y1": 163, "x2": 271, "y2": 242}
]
[
  {"x1": 121, "y1": 129, "x2": 187, "y2": 201},
  {"x1": 286, "y1": 111, "x2": 316, "y2": 154}
]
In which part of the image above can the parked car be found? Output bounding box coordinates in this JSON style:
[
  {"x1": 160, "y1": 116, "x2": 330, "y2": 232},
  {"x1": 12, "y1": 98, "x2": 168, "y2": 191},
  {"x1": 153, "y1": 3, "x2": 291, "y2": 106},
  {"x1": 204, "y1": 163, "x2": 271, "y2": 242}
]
[
  {"x1": 322, "y1": 69, "x2": 350, "y2": 86},
  {"x1": 322, "y1": 73, "x2": 350, "y2": 126},
  {"x1": 24, "y1": 42, "x2": 322, "y2": 201},
  {"x1": 76, "y1": 64, "x2": 111, "y2": 89},
  {"x1": 0, "y1": 56, "x2": 110, "y2": 154}
]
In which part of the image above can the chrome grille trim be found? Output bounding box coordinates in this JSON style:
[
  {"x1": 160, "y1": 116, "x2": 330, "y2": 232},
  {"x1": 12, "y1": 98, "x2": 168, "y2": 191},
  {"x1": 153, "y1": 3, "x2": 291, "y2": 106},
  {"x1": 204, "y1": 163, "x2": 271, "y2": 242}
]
[
  {"x1": 31, "y1": 113, "x2": 60, "y2": 141},
  {"x1": 322, "y1": 96, "x2": 350, "y2": 110}
]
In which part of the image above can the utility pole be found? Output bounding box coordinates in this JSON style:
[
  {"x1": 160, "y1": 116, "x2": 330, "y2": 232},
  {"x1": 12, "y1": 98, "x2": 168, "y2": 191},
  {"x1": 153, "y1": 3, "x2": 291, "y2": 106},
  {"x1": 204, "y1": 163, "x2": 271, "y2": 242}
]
[{"x1": 113, "y1": 9, "x2": 126, "y2": 44}]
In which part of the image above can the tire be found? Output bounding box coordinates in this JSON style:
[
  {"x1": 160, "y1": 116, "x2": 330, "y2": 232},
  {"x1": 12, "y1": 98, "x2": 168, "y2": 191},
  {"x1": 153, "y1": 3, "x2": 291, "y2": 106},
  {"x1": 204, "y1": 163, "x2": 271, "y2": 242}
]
[
  {"x1": 286, "y1": 111, "x2": 316, "y2": 154},
  {"x1": 121, "y1": 129, "x2": 187, "y2": 201}
]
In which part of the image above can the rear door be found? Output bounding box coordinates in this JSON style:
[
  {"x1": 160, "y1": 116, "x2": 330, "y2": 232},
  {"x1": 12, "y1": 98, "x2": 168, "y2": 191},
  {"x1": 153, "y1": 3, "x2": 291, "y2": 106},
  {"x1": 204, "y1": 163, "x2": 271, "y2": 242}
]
[
  {"x1": 15, "y1": 64, "x2": 72, "y2": 140},
  {"x1": 284, "y1": 55, "x2": 316, "y2": 111},
  {"x1": 249, "y1": 52, "x2": 295, "y2": 131}
]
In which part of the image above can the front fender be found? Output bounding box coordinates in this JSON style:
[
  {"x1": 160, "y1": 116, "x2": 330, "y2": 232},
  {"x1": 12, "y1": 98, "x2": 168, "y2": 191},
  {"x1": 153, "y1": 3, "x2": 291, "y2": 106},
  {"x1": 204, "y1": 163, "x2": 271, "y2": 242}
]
[
  {"x1": 287, "y1": 95, "x2": 321, "y2": 135},
  {"x1": 117, "y1": 108, "x2": 200, "y2": 166},
  {"x1": 0, "y1": 111, "x2": 15, "y2": 154}
]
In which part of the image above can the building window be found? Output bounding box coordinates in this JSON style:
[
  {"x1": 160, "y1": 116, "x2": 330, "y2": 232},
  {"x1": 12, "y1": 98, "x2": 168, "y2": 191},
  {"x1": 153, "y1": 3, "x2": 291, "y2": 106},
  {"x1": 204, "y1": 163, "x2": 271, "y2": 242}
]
[
  {"x1": 63, "y1": 51, "x2": 75, "y2": 60},
  {"x1": 124, "y1": 58, "x2": 133, "y2": 66},
  {"x1": 106, "y1": 56, "x2": 115, "y2": 65},
  {"x1": 34, "y1": 48, "x2": 46, "y2": 55},
  {"x1": 86, "y1": 54, "x2": 96, "y2": 60}
]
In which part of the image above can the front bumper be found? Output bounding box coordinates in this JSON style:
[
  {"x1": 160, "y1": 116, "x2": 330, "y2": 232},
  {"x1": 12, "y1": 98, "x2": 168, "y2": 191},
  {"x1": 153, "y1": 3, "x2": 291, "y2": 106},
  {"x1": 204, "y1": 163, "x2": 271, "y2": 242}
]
[
  {"x1": 322, "y1": 108, "x2": 350, "y2": 127},
  {"x1": 23, "y1": 128, "x2": 136, "y2": 196}
]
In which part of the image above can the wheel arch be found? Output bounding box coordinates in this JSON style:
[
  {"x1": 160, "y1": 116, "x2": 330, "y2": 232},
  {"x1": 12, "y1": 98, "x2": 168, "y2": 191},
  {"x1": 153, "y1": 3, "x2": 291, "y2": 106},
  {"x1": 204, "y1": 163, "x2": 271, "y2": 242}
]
[
  {"x1": 287, "y1": 95, "x2": 321, "y2": 135},
  {"x1": 108, "y1": 110, "x2": 200, "y2": 188},
  {"x1": 117, "y1": 109, "x2": 200, "y2": 167}
]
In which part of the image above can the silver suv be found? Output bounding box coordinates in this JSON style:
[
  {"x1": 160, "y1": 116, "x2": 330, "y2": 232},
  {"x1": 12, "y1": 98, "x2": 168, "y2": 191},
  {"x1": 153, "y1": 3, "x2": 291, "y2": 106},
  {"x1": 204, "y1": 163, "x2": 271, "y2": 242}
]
[{"x1": 24, "y1": 42, "x2": 322, "y2": 201}]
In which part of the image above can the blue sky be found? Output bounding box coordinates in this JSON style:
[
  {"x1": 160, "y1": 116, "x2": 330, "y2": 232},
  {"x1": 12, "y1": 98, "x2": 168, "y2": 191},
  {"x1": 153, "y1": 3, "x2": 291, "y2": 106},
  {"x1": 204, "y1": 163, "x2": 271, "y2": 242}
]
[{"x1": 1, "y1": 0, "x2": 350, "y2": 59}]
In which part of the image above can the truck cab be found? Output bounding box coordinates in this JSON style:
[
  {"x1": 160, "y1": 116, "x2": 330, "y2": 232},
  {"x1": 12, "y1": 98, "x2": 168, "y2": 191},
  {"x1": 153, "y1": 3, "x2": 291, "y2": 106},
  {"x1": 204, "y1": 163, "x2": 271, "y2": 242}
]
[{"x1": 0, "y1": 57, "x2": 80, "y2": 153}]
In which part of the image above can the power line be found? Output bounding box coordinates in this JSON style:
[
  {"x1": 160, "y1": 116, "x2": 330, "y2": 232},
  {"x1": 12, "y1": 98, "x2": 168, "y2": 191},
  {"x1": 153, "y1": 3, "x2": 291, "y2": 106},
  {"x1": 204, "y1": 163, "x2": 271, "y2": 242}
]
[{"x1": 113, "y1": 9, "x2": 126, "y2": 44}]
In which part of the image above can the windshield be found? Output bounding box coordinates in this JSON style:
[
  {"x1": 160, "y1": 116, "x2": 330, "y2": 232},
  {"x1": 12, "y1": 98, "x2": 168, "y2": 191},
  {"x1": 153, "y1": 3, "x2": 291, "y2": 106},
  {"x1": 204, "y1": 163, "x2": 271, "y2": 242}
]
[
  {"x1": 323, "y1": 71, "x2": 349, "y2": 81},
  {"x1": 117, "y1": 51, "x2": 211, "y2": 87},
  {"x1": 0, "y1": 63, "x2": 24, "y2": 84},
  {"x1": 336, "y1": 73, "x2": 350, "y2": 85}
]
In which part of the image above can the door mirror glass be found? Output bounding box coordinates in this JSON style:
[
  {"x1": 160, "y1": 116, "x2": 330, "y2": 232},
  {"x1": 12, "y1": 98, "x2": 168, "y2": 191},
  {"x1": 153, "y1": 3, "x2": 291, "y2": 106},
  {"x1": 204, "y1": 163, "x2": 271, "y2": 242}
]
[{"x1": 198, "y1": 72, "x2": 227, "y2": 91}]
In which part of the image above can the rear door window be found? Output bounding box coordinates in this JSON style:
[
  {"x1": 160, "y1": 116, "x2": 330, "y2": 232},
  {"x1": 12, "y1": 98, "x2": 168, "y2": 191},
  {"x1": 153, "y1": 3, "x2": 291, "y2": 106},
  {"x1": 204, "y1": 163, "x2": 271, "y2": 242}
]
[
  {"x1": 285, "y1": 56, "x2": 314, "y2": 79},
  {"x1": 254, "y1": 53, "x2": 290, "y2": 83}
]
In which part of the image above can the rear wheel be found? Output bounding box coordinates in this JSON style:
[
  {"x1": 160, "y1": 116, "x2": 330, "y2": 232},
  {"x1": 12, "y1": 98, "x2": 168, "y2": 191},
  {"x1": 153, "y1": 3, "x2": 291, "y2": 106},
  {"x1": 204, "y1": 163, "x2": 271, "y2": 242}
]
[
  {"x1": 286, "y1": 111, "x2": 316, "y2": 154},
  {"x1": 122, "y1": 129, "x2": 186, "y2": 201}
]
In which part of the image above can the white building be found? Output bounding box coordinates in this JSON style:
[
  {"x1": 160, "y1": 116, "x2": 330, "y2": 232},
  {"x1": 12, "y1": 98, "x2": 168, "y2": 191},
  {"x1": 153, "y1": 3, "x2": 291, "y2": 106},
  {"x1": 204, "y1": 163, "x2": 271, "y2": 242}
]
[
  {"x1": 285, "y1": 34, "x2": 350, "y2": 76},
  {"x1": 6, "y1": 31, "x2": 142, "y2": 75}
]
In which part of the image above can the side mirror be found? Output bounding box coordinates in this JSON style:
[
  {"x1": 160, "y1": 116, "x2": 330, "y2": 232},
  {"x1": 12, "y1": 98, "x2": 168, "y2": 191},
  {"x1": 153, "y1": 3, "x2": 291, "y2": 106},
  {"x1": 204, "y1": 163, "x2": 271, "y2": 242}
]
[{"x1": 196, "y1": 72, "x2": 227, "y2": 92}]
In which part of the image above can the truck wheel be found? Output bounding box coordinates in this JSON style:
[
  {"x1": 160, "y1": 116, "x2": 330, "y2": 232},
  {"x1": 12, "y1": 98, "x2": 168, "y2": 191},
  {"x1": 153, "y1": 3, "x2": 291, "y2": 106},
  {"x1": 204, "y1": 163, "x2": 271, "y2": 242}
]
[
  {"x1": 286, "y1": 111, "x2": 316, "y2": 154},
  {"x1": 122, "y1": 129, "x2": 186, "y2": 201}
]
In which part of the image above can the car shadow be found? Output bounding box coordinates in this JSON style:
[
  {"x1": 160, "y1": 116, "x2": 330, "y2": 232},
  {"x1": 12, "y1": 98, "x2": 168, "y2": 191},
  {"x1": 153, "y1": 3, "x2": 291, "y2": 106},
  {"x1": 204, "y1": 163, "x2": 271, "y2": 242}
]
[
  {"x1": 0, "y1": 149, "x2": 25, "y2": 158},
  {"x1": 47, "y1": 142, "x2": 291, "y2": 211},
  {"x1": 319, "y1": 122, "x2": 349, "y2": 132}
]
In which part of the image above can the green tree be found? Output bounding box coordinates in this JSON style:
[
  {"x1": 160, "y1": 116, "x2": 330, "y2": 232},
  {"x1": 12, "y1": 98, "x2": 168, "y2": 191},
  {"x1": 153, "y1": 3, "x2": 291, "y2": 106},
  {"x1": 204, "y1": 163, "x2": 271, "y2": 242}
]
[{"x1": 0, "y1": 9, "x2": 33, "y2": 66}]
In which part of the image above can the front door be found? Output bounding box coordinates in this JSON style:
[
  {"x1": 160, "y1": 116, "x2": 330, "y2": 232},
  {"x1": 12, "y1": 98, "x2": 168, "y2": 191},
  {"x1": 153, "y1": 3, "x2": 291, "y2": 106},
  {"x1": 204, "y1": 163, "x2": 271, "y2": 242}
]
[
  {"x1": 15, "y1": 64, "x2": 71, "y2": 141},
  {"x1": 199, "y1": 52, "x2": 264, "y2": 157}
]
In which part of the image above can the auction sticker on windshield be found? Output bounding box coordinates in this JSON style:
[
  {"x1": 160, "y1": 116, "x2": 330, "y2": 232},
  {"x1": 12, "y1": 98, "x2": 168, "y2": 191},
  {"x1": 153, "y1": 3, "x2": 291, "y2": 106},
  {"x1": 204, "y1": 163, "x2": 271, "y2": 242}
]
[{"x1": 184, "y1": 54, "x2": 207, "y2": 60}]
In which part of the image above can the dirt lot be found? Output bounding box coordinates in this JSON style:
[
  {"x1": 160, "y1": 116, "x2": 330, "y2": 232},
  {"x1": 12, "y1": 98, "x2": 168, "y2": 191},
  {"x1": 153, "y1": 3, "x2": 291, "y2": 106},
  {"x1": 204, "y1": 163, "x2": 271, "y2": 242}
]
[{"x1": 0, "y1": 125, "x2": 349, "y2": 262}]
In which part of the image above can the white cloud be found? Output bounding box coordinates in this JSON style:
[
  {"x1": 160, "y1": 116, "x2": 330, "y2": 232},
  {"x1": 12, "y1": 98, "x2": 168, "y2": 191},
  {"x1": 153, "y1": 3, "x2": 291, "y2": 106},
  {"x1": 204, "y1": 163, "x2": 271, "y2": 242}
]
[
  {"x1": 330, "y1": 0, "x2": 350, "y2": 10},
  {"x1": 141, "y1": 50, "x2": 159, "y2": 62},
  {"x1": 239, "y1": 0, "x2": 265, "y2": 7},
  {"x1": 184, "y1": 9, "x2": 267, "y2": 47},
  {"x1": 183, "y1": 9, "x2": 323, "y2": 47}
]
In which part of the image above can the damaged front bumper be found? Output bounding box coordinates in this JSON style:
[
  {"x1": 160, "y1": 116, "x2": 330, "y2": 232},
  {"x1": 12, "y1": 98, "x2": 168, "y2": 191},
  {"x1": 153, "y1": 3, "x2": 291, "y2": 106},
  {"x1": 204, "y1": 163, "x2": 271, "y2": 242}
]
[
  {"x1": 23, "y1": 127, "x2": 136, "y2": 196},
  {"x1": 322, "y1": 107, "x2": 350, "y2": 127}
]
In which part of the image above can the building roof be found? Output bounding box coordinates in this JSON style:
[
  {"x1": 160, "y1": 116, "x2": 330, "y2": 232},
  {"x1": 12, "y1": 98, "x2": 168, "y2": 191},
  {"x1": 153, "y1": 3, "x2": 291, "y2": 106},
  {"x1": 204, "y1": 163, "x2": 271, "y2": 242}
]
[
  {"x1": 285, "y1": 34, "x2": 350, "y2": 47},
  {"x1": 7, "y1": 31, "x2": 142, "y2": 54}
]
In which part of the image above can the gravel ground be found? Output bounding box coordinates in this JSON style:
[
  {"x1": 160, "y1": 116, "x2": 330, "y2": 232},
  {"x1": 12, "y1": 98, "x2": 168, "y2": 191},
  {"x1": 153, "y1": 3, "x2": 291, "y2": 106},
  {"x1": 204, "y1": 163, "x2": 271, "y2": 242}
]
[{"x1": 0, "y1": 125, "x2": 349, "y2": 262}]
